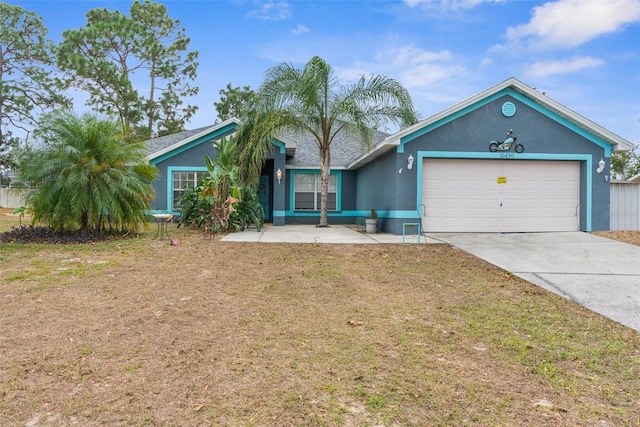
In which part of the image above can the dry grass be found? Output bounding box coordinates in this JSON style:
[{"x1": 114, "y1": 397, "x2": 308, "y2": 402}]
[
  {"x1": 0, "y1": 209, "x2": 26, "y2": 233},
  {"x1": 594, "y1": 230, "x2": 640, "y2": 247},
  {"x1": 0, "y1": 212, "x2": 639, "y2": 426}
]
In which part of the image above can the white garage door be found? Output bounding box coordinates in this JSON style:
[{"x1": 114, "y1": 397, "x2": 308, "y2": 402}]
[{"x1": 422, "y1": 159, "x2": 580, "y2": 232}]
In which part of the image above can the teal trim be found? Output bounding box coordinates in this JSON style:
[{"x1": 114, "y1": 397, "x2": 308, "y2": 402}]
[
  {"x1": 378, "y1": 210, "x2": 420, "y2": 219},
  {"x1": 585, "y1": 161, "x2": 592, "y2": 231},
  {"x1": 271, "y1": 138, "x2": 286, "y2": 155},
  {"x1": 167, "y1": 166, "x2": 210, "y2": 171},
  {"x1": 398, "y1": 88, "x2": 613, "y2": 156},
  {"x1": 150, "y1": 122, "x2": 237, "y2": 165},
  {"x1": 286, "y1": 211, "x2": 358, "y2": 217},
  {"x1": 416, "y1": 151, "x2": 593, "y2": 231},
  {"x1": 273, "y1": 211, "x2": 286, "y2": 217},
  {"x1": 166, "y1": 166, "x2": 207, "y2": 212},
  {"x1": 283, "y1": 210, "x2": 420, "y2": 218},
  {"x1": 399, "y1": 91, "x2": 506, "y2": 148},
  {"x1": 417, "y1": 151, "x2": 589, "y2": 160},
  {"x1": 506, "y1": 90, "x2": 612, "y2": 157},
  {"x1": 288, "y1": 169, "x2": 342, "y2": 214}
]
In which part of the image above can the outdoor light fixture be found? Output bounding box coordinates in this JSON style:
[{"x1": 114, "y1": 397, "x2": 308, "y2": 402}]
[
  {"x1": 596, "y1": 158, "x2": 605, "y2": 174},
  {"x1": 407, "y1": 154, "x2": 414, "y2": 170},
  {"x1": 276, "y1": 168, "x2": 283, "y2": 184}
]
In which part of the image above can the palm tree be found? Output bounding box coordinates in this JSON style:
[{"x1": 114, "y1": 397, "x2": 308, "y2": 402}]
[
  {"x1": 237, "y1": 56, "x2": 418, "y2": 227},
  {"x1": 18, "y1": 111, "x2": 157, "y2": 234}
]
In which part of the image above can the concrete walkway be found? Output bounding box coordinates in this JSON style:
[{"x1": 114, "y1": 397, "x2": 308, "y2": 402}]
[
  {"x1": 429, "y1": 232, "x2": 640, "y2": 332},
  {"x1": 221, "y1": 224, "x2": 439, "y2": 244}
]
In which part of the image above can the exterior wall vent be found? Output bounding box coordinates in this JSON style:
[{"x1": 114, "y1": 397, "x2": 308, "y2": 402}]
[{"x1": 502, "y1": 102, "x2": 516, "y2": 117}]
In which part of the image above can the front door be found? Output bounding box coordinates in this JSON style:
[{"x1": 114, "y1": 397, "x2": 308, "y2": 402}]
[{"x1": 258, "y1": 175, "x2": 271, "y2": 222}]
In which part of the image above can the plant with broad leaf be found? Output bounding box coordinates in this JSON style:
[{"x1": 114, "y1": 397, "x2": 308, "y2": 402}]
[
  {"x1": 12, "y1": 206, "x2": 26, "y2": 226},
  {"x1": 178, "y1": 135, "x2": 263, "y2": 232}
]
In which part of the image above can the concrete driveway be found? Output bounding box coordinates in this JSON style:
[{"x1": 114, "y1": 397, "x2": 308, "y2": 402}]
[{"x1": 428, "y1": 232, "x2": 640, "y2": 333}]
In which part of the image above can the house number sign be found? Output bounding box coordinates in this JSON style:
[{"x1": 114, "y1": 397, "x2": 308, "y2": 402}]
[{"x1": 497, "y1": 177, "x2": 507, "y2": 184}]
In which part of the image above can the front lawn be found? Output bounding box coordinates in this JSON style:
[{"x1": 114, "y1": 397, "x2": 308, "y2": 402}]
[{"x1": 0, "y1": 219, "x2": 638, "y2": 426}]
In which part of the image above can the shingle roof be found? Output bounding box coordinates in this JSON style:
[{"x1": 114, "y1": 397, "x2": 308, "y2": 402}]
[
  {"x1": 280, "y1": 127, "x2": 390, "y2": 169},
  {"x1": 145, "y1": 122, "x2": 390, "y2": 169},
  {"x1": 144, "y1": 126, "x2": 213, "y2": 156}
]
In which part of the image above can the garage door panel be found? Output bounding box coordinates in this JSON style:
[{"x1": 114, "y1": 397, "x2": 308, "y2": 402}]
[{"x1": 423, "y1": 159, "x2": 580, "y2": 232}]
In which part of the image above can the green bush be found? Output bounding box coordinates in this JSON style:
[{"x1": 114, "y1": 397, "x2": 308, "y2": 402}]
[{"x1": 18, "y1": 112, "x2": 157, "y2": 234}]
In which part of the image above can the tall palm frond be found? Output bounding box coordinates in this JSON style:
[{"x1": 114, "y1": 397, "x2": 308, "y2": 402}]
[{"x1": 236, "y1": 56, "x2": 418, "y2": 226}]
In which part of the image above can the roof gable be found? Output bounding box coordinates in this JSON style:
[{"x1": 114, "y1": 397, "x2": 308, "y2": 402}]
[
  {"x1": 145, "y1": 117, "x2": 240, "y2": 164},
  {"x1": 144, "y1": 116, "x2": 387, "y2": 169},
  {"x1": 349, "y1": 78, "x2": 634, "y2": 169}
]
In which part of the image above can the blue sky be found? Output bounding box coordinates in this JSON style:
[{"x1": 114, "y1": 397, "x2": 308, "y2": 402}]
[{"x1": 9, "y1": 0, "x2": 640, "y2": 142}]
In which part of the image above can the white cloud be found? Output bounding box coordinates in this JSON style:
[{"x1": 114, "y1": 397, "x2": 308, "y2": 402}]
[
  {"x1": 390, "y1": 46, "x2": 453, "y2": 65},
  {"x1": 341, "y1": 45, "x2": 462, "y2": 85},
  {"x1": 398, "y1": 62, "x2": 468, "y2": 90},
  {"x1": 291, "y1": 24, "x2": 309, "y2": 36},
  {"x1": 404, "y1": 0, "x2": 503, "y2": 11},
  {"x1": 382, "y1": 46, "x2": 463, "y2": 90},
  {"x1": 505, "y1": 0, "x2": 640, "y2": 51},
  {"x1": 479, "y1": 57, "x2": 493, "y2": 67},
  {"x1": 335, "y1": 44, "x2": 470, "y2": 114},
  {"x1": 247, "y1": 1, "x2": 291, "y2": 21},
  {"x1": 524, "y1": 56, "x2": 605, "y2": 78}
]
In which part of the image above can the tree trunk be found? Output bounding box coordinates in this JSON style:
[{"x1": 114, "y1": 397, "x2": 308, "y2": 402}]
[
  {"x1": 318, "y1": 145, "x2": 330, "y2": 227},
  {"x1": 148, "y1": 63, "x2": 156, "y2": 132}
]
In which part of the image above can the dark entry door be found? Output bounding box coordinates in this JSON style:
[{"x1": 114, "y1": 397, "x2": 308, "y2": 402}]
[{"x1": 258, "y1": 175, "x2": 271, "y2": 222}]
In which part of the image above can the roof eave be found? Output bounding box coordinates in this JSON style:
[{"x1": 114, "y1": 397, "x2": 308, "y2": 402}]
[
  {"x1": 380, "y1": 77, "x2": 634, "y2": 154},
  {"x1": 272, "y1": 133, "x2": 297, "y2": 156},
  {"x1": 285, "y1": 164, "x2": 349, "y2": 170},
  {"x1": 347, "y1": 134, "x2": 400, "y2": 169},
  {"x1": 507, "y1": 80, "x2": 634, "y2": 152},
  {"x1": 145, "y1": 117, "x2": 240, "y2": 162}
]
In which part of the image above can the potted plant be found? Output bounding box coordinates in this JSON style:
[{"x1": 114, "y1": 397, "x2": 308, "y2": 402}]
[{"x1": 365, "y1": 209, "x2": 378, "y2": 233}]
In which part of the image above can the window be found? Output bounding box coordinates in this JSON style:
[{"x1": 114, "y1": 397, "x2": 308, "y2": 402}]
[
  {"x1": 294, "y1": 173, "x2": 337, "y2": 211},
  {"x1": 172, "y1": 171, "x2": 206, "y2": 210}
]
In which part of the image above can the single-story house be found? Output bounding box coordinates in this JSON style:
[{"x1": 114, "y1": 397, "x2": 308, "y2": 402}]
[{"x1": 145, "y1": 77, "x2": 634, "y2": 234}]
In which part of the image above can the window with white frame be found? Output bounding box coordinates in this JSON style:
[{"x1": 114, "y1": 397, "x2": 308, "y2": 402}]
[
  {"x1": 172, "y1": 171, "x2": 206, "y2": 210},
  {"x1": 294, "y1": 173, "x2": 337, "y2": 210}
]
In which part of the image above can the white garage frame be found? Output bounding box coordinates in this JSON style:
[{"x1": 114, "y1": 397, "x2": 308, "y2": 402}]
[{"x1": 415, "y1": 151, "x2": 594, "y2": 231}]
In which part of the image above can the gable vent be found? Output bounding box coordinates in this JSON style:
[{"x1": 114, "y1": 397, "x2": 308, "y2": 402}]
[{"x1": 502, "y1": 101, "x2": 516, "y2": 117}]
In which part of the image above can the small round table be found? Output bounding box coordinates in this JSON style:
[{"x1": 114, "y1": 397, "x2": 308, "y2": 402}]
[{"x1": 152, "y1": 214, "x2": 173, "y2": 239}]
